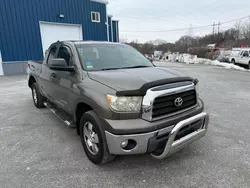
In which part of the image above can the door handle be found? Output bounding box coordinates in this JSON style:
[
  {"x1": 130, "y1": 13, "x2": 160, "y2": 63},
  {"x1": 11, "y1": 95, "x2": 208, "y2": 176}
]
[{"x1": 51, "y1": 73, "x2": 56, "y2": 78}]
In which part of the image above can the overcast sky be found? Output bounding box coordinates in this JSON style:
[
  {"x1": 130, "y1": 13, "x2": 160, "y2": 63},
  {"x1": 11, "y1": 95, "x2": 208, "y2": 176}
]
[{"x1": 108, "y1": 0, "x2": 250, "y2": 43}]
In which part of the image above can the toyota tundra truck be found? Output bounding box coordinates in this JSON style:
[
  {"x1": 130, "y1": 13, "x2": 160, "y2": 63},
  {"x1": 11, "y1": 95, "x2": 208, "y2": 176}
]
[{"x1": 27, "y1": 41, "x2": 209, "y2": 164}]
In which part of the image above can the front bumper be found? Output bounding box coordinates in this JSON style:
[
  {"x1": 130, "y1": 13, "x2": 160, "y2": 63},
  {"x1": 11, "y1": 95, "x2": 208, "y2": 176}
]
[{"x1": 105, "y1": 112, "x2": 209, "y2": 159}]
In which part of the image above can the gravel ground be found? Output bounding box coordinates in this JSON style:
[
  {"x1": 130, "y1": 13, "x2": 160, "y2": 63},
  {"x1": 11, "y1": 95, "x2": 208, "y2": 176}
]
[{"x1": 0, "y1": 62, "x2": 250, "y2": 188}]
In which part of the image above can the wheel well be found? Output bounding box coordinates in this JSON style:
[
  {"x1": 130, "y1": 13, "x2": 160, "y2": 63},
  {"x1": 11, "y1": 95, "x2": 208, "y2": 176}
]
[
  {"x1": 75, "y1": 103, "x2": 93, "y2": 135},
  {"x1": 28, "y1": 76, "x2": 36, "y2": 88}
]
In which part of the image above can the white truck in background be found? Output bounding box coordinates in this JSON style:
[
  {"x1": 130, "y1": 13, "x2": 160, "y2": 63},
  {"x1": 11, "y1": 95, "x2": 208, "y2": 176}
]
[{"x1": 230, "y1": 48, "x2": 250, "y2": 69}]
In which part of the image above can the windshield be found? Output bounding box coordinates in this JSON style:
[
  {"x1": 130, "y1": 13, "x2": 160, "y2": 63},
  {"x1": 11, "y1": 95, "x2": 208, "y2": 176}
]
[{"x1": 75, "y1": 43, "x2": 153, "y2": 71}]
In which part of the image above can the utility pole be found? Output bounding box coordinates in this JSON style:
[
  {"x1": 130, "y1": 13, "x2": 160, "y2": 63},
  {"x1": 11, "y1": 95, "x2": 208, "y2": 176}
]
[
  {"x1": 186, "y1": 24, "x2": 193, "y2": 53},
  {"x1": 217, "y1": 21, "x2": 221, "y2": 35},
  {"x1": 212, "y1": 22, "x2": 215, "y2": 36},
  {"x1": 188, "y1": 24, "x2": 193, "y2": 37},
  {"x1": 212, "y1": 22, "x2": 216, "y2": 43},
  {"x1": 217, "y1": 21, "x2": 221, "y2": 42}
]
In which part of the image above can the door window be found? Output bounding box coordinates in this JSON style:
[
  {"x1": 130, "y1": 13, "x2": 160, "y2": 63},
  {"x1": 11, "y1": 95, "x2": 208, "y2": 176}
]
[
  {"x1": 242, "y1": 51, "x2": 249, "y2": 57},
  {"x1": 58, "y1": 46, "x2": 72, "y2": 66},
  {"x1": 47, "y1": 47, "x2": 57, "y2": 65}
]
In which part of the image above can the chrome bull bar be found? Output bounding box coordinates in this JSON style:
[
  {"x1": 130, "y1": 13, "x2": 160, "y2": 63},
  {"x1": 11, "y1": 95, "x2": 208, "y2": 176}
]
[{"x1": 151, "y1": 112, "x2": 209, "y2": 159}]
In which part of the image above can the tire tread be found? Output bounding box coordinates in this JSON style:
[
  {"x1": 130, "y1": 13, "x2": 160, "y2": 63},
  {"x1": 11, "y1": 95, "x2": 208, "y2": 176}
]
[
  {"x1": 80, "y1": 111, "x2": 115, "y2": 165},
  {"x1": 32, "y1": 83, "x2": 45, "y2": 108}
]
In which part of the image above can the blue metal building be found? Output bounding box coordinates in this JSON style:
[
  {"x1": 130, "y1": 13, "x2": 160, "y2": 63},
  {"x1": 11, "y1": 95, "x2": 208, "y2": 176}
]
[
  {"x1": 112, "y1": 20, "x2": 119, "y2": 43},
  {"x1": 0, "y1": 0, "x2": 119, "y2": 75}
]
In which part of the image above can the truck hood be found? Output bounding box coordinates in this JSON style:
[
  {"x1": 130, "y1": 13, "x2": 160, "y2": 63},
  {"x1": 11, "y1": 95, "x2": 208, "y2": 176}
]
[{"x1": 87, "y1": 67, "x2": 188, "y2": 91}]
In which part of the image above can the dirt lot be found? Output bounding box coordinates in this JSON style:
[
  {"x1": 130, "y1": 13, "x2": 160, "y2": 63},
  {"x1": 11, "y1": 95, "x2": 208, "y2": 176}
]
[{"x1": 0, "y1": 63, "x2": 250, "y2": 188}]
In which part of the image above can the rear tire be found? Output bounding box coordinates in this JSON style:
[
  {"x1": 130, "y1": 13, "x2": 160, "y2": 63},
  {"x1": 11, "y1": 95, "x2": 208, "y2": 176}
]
[
  {"x1": 31, "y1": 83, "x2": 45, "y2": 108},
  {"x1": 80, "y1": 111, "x2": 115, "y2": 165}
]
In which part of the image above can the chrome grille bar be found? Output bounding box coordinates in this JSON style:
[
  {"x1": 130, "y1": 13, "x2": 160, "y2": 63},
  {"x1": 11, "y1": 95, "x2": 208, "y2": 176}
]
[{"x1": 141, "y1": 82, "x2": 196, "y2": 121}]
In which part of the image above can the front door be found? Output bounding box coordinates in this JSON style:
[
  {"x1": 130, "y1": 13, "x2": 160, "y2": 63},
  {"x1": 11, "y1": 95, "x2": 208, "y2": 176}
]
[
  {"x1": 52, "y1": 45, "x2": 79, "y2": 114},
  {"x1": 239, "y1": 50, "x2": 249, "y2": 65}
]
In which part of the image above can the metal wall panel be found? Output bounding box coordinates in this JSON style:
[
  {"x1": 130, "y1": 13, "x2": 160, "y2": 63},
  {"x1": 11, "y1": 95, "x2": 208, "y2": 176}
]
[
  {"x1": 112, "y1": 21, "x2": 119, "y2": 42},
  {"x1": 0, "y1": 0, "x2": 108, "y2": 62},
  {"x1": 2, "y1": 62, "x2": 27, "y2": 76},
  {"x1": 108, "y1": 16, "x2": 112, "y2": 42},
  {"x1": 116, "y1": 21, "x2": 120, "y2": 42}
]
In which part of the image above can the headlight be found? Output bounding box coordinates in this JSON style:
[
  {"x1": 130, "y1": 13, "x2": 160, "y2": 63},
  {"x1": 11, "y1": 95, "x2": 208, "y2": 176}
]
[{"x1": 107, "y1": 95, "x2": 142, "y2": 112}]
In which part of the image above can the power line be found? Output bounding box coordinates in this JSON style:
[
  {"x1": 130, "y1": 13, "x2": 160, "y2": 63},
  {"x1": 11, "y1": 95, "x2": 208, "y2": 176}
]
[
  {"x1": 121, "y1": 24, "x2": 213, "y2": 33},
  {"x1": 121, "y1": 15, "x2": 250, "y2": 33},
  {"x1": 220, "y1": 15, "x2": 250, "y2": 24}
]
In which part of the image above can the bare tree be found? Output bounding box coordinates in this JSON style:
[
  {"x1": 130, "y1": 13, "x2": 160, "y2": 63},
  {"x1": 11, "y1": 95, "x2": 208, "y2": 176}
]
[
  {"x1": 242, "y1": 18, "x2": 250, "y2": 40},
  {"x1": 234, "y1": 20, "x2": 243, "y2": 45},
  {"x1": 119, "y1": 37, "x2": 129, "y2": 44},
  {"x1": 149, "y1": 39, "x2": 167, "y2": 46}
]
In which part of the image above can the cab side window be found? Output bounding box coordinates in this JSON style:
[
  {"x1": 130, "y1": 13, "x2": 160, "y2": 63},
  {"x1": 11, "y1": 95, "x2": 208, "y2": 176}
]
[
  {"x1": 243, "y1": 51, "x2": 249, "y2": 57},
  {"x1": 58, "y1": 46, "x2": 72, "y2": 66},
  {"x1": 47, "y1": 47, "x2": 57, "y2": 65}
]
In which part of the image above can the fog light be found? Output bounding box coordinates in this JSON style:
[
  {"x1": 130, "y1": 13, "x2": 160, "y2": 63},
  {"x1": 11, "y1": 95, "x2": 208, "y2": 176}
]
[{"x1": 121, "y1": 140, "x2": 128, "y2": 148}]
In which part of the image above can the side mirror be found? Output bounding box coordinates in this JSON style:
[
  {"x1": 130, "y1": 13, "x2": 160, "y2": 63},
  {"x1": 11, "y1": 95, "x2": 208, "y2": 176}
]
[
  {"x1": 49, "y1": 58, "x2": 75, "y2": 72},
  {"x1": 50, "y1": 58, "x2": 67, "y2": 67}
]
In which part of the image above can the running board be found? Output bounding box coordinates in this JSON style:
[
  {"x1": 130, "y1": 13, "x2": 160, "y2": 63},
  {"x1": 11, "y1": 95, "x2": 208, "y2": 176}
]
[{"x1": 44, "y1": 101, "x2": 76, "y2": 129}]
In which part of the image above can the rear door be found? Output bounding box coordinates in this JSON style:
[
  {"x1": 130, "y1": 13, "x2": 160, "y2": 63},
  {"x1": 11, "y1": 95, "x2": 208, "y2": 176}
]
[{"x1": 40, "y1": 44, "x2": 59, "y2": 102}]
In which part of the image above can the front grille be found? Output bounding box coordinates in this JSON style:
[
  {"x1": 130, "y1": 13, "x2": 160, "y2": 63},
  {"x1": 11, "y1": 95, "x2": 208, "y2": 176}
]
[{"x1": 152, "y1": 89, "x2": 197, "y2": 119}]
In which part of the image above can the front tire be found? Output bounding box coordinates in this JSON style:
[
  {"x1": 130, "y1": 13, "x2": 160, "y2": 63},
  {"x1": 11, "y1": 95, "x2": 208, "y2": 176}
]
[
  {"x1": 231, "y1": 59, "x2": 236, "y2": 65},
  {"x1": 80, "y1": 111, "x2": 115, "y2": 165},
  {"x1": 31, "y1": 83, "x2": 45, "y2": 108}
]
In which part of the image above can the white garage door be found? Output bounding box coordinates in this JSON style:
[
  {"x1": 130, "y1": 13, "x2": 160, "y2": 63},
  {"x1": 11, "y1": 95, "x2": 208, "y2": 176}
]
[{"x1": 39, "y1": 22, "x2": 83, "y2": 56}]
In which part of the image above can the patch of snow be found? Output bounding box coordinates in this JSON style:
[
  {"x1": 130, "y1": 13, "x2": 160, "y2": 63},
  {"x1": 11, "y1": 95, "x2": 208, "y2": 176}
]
[
  {"x1": 238, "y1": 140, "x2": 244, "y2": 144},
  {"x1": 178, "y1": 54, "x2": 249, "y2": 72}
]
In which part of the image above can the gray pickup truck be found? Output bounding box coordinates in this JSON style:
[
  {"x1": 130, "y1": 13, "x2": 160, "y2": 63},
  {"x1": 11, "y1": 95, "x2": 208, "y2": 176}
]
[{"x1": 27, "y1": 41, "x2": 209, "y2": 164}]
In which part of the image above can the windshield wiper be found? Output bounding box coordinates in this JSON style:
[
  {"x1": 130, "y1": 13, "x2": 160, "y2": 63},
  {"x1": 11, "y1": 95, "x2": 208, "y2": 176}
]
[
  {"x1": 102, "y1": 65, "x2": 151, "y2": 71},
  {"x1": 101, "y1": 67, "x2": 121, "y2": 71},
  {"x1": 123, "y1": 65, "x2": 152, "y2": 69}
]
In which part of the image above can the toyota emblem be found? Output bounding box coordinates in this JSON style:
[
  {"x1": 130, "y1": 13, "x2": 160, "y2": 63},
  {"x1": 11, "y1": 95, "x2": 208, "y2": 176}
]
[{"x1": 174, "y1": 97, "x2": 183, "y2": 107}]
